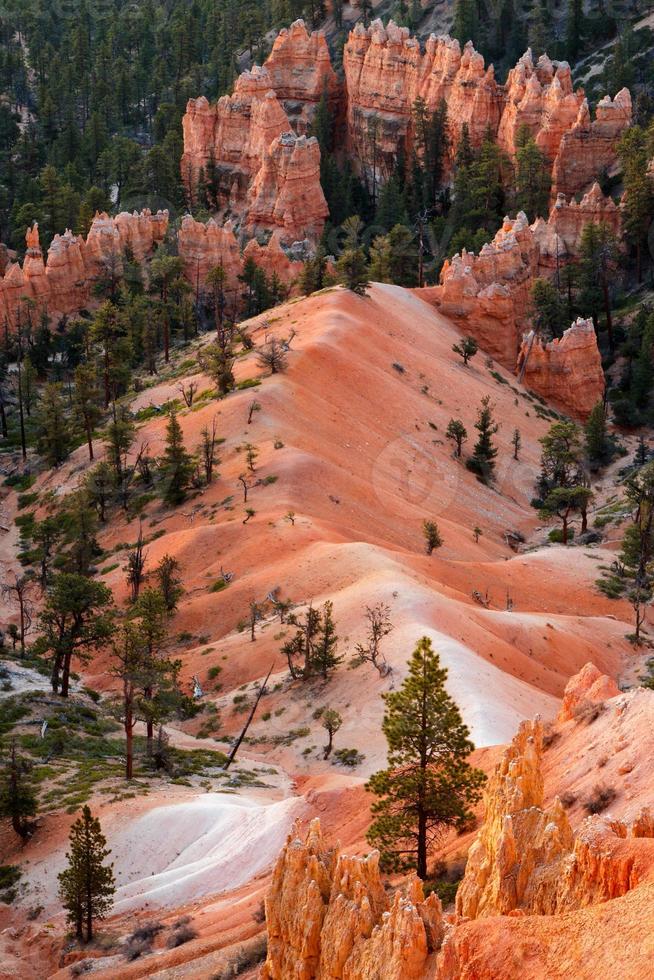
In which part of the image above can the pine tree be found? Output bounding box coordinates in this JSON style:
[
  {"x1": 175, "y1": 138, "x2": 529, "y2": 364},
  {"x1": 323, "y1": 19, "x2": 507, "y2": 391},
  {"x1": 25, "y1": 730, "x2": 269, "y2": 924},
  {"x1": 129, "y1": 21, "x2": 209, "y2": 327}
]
[
  {"x1": 155, "y1": 554, "x2": 183, "y2": 613},
  {"x1": 36, "y1": 383, "x2": 72, "y2": 466},
  {"x1": 423, "y1": 520, "x2": 443, "y2": 554},
  {"x1": 618, "y1": 126, "x2": 654, "y2": 282},
  {"x1": 376, "y1": 174, "x2": 408, "y2": 232},
  {"x1": 452, "y1": 336, "x2": 478, "y2": 366},
  {"x1": 58, "y1": 806, "x2": 115, "y2": 942},
  {"x1": 321, "y1": 708, "x2": 342, "y2": 759},
  {"x1": 73, "y1": 363, "x2": 102, "y2": 461},
  {"x1": 468, "y1": 396, "x2": 498, "y2": 483},
  {"x1": 538, "y1": 420, "x2": 584, "y2": 494},
  {"x1": 452, "y1": 0, "x2": 479, "y2": 47},
  {"x1": 36, "y1": 573, "x2": 114, "y2": 697},
  {"x1": 367, "y1": 637, "x2": 485, "y2": 878},
  {"x1": 309, "y1": 600, "x2": 342, "y2": 679},
  {"x1": 565, "y1": 0, "x2": 584, "y2": 63},
  {"x1": 578, "y1": 221, "x2": 620, "y2": 351},
  {"x1": 540, "y1": 485, "x2": 593, "y2": 544},
  {"x1": 159, "y1": 408, "x2": 194, "y2": 506},
  {"x1": 446, "y1": 419, "x2": 467, "y2": 458},
  {"x1": 585, "y1": 401, "x2": 610, "y2": 469},
  {"x1": 0, "y1": 741, "x2": 37, "y2": 840},
  {"x1": 514, "y1": 129, "x2": 551, "y2": 221},
  {"x1": 199, "y1": 341, "x2": 235, "y2": 396},
  {"x1": 336, "y1": 247, "x2": 369, "y2": 296},
  {"x1": 531, "y1": 278, "x2": 566, "y2": 340}
]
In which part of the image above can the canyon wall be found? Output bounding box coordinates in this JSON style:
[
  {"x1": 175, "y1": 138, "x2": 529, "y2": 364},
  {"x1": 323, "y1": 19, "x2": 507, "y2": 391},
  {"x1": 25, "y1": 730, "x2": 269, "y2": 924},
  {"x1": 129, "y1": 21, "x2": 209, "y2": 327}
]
[
  {"x1": 0, "y1": 210, "x2": 168, "y2": 327},
  {"x1": 261, "y1": 669, "x2": 654, "y2": 980},
  {"x1": 181, "y1": 71, "x2": 326, "y2": 244},
  {"x1": 343, "y1": 22, "x2": 502, "y2": 181},
  {"x1": 427, "y1": 211, "x2": 541, "y2": 367}
]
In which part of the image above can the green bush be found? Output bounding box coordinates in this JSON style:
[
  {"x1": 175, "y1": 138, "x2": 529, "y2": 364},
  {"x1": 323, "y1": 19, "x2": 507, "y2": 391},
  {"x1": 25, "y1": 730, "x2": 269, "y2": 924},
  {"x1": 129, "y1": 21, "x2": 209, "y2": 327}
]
[
  {"x1": 548, "y1": 528, "x2": 575, "y2": 544},
  {"x1": 0, "y1": 865, "x2": 22, "y2": 904},
  {"x1": 333, "y1": 747, "x2": 365, "y2": 767}
]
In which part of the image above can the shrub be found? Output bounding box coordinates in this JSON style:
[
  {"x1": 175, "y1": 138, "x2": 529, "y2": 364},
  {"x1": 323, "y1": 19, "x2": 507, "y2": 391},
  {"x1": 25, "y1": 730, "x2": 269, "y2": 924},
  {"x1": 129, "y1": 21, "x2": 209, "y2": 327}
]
[
  {"x1": 167, "y1": 923, "x2": 198, "y2": 948},
  {"x1": 572, "y1": 699, "x2": 605, "y2": 725},
  {"x1": 124, "y1": 938, "x2": 152, "y2": 961},
  {"x1": 130, "y1": 921, "x2": 164, "y2": 944},
  {"x1": 583, "y1": 783, "x2": 617, "y2": 814},
  {"x1": 0, "y1": 865, "x2": 22, "y2": 904},
  {"x1": 548, "y1": 527, "x2": 575, "y2": 544},
  {"x1": 212, "y1": 934, "x2": 268, "y2": 978},
  {"x1": 70, "y1": 962, "x2": 93, "y2": 977},
  {"x1": 560, "y1": 790, "x2": 577, "y2": 809},
  {"x1": 333, "y1": 747, "x2": 365, "y2": 767}
]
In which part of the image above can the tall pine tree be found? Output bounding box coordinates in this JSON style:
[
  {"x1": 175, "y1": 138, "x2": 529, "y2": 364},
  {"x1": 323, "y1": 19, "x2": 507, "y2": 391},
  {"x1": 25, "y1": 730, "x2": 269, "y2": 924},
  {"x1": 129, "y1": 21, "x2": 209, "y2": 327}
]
[{"x1": 367, "y1": 637, "x2": 485, "y2": 878}]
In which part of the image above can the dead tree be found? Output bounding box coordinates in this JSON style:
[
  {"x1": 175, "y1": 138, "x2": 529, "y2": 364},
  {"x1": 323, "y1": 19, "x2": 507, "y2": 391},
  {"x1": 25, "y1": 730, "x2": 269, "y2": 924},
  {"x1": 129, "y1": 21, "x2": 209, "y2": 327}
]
[
  {"x1": 177, "y1": 380, "x2": 199, "y2": 408},
  {"x1": 257, "y1": 335, "x2": 288, "y2": 375},
  {"x1": 1, "y1": 574, "x2": 34, "y2": 657},
  {"x1": 354, "y1": 602, "x2": 393, "y2": 676},
  {"x1": 224, "y1": 664, "x2": 274, "y2": 770}
]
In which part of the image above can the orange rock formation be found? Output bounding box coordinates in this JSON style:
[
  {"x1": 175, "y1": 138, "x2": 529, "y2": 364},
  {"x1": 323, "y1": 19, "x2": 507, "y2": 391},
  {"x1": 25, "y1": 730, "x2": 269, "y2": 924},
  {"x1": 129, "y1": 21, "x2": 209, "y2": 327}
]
[
  {"x1": 0, "y1": 210, "x2": 168, "y2": 327},
  {"x1": 246, "y1": 131, "x2": 328, "y2": 241},
  {"x1": 181, "y1": 64, "x2": 326, "y2": 245},
  {"x1": 426, "y1": 191, "x2": 613, "y2": 417},
  {"x1": 177, "y1": 215, "x2": 243, "y2": 293},
  {"x1": 558, "y1": 661, "x2": 621, "y2": 723},
  {"x1": 517, "y1": 317, "x2": 605, "y2": 419},
  {"x1": 264, "y1": 19, "x2": 339, "y2": 133},
  {"x1": 261, "y1": 669, "x2": 654, "y2": 980},
  {"x1": 342, "y1": 21, "x2": 631, "y2": 195},
  {"x1": 427, "y1": 212, "x2": 541, "y2": 366},
  {"x1": 261, "y1": 817, "x2": 443, "y2": 980},
  {"x1": 181, "y1": 70, "x2": 290, "y2": 208}
]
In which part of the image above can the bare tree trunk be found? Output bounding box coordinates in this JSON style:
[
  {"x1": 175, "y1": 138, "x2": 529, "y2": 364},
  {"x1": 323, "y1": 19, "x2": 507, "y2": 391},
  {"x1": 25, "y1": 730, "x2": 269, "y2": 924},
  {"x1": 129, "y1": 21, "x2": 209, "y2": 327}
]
[{"x1": 224, "y1": 665, "x2": 274, "y2": 770}]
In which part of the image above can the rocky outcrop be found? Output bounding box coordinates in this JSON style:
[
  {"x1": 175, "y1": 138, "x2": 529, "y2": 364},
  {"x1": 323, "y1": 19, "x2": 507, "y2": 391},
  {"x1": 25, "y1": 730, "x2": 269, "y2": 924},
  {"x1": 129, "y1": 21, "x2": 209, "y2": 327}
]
[
  {"x1": 552, "y1": 88, "x2": 632, "y2": 198},
  {"x1": 456, "y1": 718, "x2": 575, "y2": 918},
  {"x1": 342, "y1": 23, "x2": 630, "y2": 196},
  {"x1": 497, "y1": 52, "x2": 582, "y2": 163},
  {"x1": 181, "y1": 70, "x2": 290, "y2": 209},
  {"x1": 264, "y1": 19, "x2": 339, "y2": 133},
  {"x1": 343, "y1": 22, "x2": 501, "y2": 181},
  {"x1": 457, "y1": 680, "x2": 654, "y2": 922},
  {"x1": 181, "y1": 64, "x2": 327, "y2": 245},
  {"x1": 261, "y1": 817, "x2": 443, "y2": 980},
  {"x1": 558, "y1": 661, "x2": 621, "y2": 723},
  {"x1": 262, "y1": 668, "x2": 654, "y2": 980},
  {"x1": 246, "y1": 132, "x2": 328, "y2": 241},
  {"x1": 426, "y1": 186, "x2": 615, "y2": 416},
  {"x1": 429, "y1": 212, "x2": 540, "y2": 366},
  {"x1": 517, "y1": 318, "x2": 605, "y2": 419},
  {"x1": 0, "y1": 210, "x2": 168, "y2": 328},
  {"x1": 84, "y1": 209, "x2": 169, "y2": 266},
  {"x1": 177, "y1": 215, "x2": 243, "y2": 292},
  {"x1": 243, "y1": 232, "x2": 304, "y2": 287},
  {"x1": 546, "y1": 182, "x2": 622, "y2": 256},
  {"x1": 176, "y1": 216, "x2": 303, "y2": 299}
]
